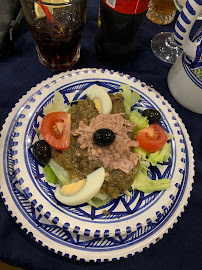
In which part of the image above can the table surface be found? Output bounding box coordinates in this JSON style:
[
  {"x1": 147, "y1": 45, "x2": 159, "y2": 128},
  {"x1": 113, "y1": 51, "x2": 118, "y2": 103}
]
[{"x1": 0, "y1": 1, "x2": 201, "y2": 269}]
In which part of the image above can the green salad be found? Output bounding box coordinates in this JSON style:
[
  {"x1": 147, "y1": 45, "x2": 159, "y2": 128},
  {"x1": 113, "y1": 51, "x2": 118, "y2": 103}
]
[{"x1": 33, "y1": 84, "x2": 172, "y2": 208}]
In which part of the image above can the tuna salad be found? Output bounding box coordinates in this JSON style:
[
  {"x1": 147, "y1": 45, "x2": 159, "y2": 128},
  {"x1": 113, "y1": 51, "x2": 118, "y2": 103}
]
[{"x1": 32, "y1": 84, "x2": 172, "y2": 207}]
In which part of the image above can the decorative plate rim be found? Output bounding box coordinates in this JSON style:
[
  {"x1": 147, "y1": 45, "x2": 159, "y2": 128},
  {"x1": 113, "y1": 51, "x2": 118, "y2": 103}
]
[
  {"x1": 0, "y1": 68, "x2": 195, "y2": 261},
  {"x1": 0, "y1": 120, "x2": 194, "y2": 261},
  {"x1": 10, "y1": 68, "x2": 193, "y2": 237}
]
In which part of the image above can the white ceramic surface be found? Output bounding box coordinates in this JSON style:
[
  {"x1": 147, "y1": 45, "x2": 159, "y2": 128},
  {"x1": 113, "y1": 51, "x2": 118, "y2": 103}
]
[
  {"x1": 174, "y1": 0, "x2": 202, "y2": 61},
  {"x1": 9, "y1": 68, "x2": 193, "y2": 239},
  {"x1": 174, "y1": 0, "x2": 202, "y2": 20},
  {"x1": 0, "y1": 68, "x2": 195, "y2": 261},
  {"x1": 169, "y1": 0, "x2": 202, "y2": 114},
  {"x1": 167, "y1": 53, "x2": 202, "y2": 114}
]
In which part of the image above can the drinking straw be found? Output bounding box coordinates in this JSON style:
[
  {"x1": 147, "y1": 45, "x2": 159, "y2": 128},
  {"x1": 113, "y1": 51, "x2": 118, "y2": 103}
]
[{"x1": 38, "y1": 0, "x2": 55, "y2": 23}]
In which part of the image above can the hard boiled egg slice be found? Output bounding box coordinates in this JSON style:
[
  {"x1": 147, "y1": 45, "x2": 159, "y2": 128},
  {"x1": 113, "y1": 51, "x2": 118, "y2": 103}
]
[
  {"x1": 54, "y1": 167, "x2": 105, "y2": 206},
  {"x1": 86, "y1": 85, "x2": 112, "y2": 114},
  {"x1": 60, "y1": 179, "x2": 86, "y2": 196}
]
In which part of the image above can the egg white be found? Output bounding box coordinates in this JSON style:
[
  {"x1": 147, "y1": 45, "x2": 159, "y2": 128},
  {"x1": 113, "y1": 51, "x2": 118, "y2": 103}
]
[
  {"x1": 86, "y1": 85, "x2": 112, "y2": 114},
  {"x1": 54, "y1": 167, "x2": 105, "y2": 206}
]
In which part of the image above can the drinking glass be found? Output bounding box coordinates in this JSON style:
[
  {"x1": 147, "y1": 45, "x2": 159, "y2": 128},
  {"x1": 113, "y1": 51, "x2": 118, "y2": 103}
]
[
  {"x1": 147, "y1": 0, "x2": 177, "y2": 25},
  {"x1": 20, "y1": 0, "x2": 88, "y2": 71},
  {"x1": 147, "y1": 0, "x2": 181, "y2": 64},
  {"x1": 150, "y1": 0, "x2": 201, "y2": 64},
  {"x1": 151, "y1": 32, "x2": 182, "y2": 64}
]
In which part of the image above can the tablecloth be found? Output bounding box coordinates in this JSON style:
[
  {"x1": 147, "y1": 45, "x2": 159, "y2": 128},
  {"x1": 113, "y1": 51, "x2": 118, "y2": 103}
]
[{"x1": 0, "y1": 0, "x2": 201, "y2": 269}]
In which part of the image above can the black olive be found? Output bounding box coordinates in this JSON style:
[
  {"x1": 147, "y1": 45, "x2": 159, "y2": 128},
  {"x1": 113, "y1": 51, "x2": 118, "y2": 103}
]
[
  {"x1": 93, "y1": 128, "x2": 115, "y2": 146},
  {"x1": 33, "y1": 140, "x2": 51, "y2": 164},
  {"x1": 142, "y1": 109, "x2": 161, "y2": 124}
]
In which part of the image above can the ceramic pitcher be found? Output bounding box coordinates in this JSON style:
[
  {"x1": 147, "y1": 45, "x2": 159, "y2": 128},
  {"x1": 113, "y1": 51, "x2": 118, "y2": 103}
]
[{"x1": 167, "y1": 0, "x2": 202, "y2": 114}]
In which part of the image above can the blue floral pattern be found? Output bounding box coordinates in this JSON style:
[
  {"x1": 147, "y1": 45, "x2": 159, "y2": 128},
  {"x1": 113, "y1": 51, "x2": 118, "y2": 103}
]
[{"x1": 0, "y1": 69, "x2": 194, "y2": 261}]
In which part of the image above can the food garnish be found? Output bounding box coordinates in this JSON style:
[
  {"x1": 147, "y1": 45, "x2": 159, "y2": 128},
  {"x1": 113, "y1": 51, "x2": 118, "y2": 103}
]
[
  {"x1": 86, "y1": 84, "x2": 112, "y2": 114},
  {"x1": 136, "y1": 123, "x2": 168, "y2": 153},
  {"x1": 41, "y1": 111, "x2": 71, "y2": 150},
  {"x1": 34, "y1": 0, "x2": 69, "y2": 20},
  {"x1": 142, "y1": 109, "x2": 161, "y2": 124},
  {"x1": 119, "y1": 84, "x2": 140, "y2": 114},
  {"x1": 93, "y1": 128, "x2": 115, "y2": 146},
  {"x1": 129, "y1": 109, "x2": 149, "y2": 134},
  {"x1": 54, "y1": 167, "x2": 105, "y2": 206},
  {"x1": 132, "y1": 170, "x2": 170, "y2": 193},
  {"x1": 32, "y1": 84, "x2": 173, "y2": 208},
  {"x1": 47, "y1": 158, "x2": 70, "y2": 185},
  {"x1": 33, "y1": 140, "x2": 51, "y2": 164}
]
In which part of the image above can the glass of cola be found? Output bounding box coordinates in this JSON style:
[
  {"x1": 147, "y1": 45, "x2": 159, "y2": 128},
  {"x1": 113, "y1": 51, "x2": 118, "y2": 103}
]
[{"x1": 20, "y1": 0, "x2": 88, "y2": 71}]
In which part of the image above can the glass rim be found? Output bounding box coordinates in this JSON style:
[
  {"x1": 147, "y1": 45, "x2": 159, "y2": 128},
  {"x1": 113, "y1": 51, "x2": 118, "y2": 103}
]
[{"x1": 33, "y1": 0, "x2": 82, "y2": 6}]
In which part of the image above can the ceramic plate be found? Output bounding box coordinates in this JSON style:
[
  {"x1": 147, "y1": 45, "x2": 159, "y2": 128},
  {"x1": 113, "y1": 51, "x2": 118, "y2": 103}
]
[
  {"x1": 8, "y1": 69, "x2": 194, "y2": 239},
  {"x1": 0, "y1": 110, "x2": 193, "y2": 262},
  {"x1": 0, "y1": 69, "x2": 194, "y2": 261},
  {"x1": 11, "y1": 69, "x2": 192, "y2": 237}
]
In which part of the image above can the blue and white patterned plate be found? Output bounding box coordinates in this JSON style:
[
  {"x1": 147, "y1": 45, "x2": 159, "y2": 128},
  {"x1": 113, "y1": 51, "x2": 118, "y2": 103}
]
[
  {"x1": 0, "y1": 69, "x2": 195, "y2": 261},
  {"x1": 0, "y1": 112, "x2": 194, "y2": 262},
  {"x1": 2, "y1": 68, "x2": 193, "y2": 240},
  {"x1": 10, "y1": 68, "x2": 192, "y2": 237}
]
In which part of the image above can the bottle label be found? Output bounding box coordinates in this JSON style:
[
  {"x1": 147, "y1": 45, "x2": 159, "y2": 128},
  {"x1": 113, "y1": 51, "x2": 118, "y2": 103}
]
[{"x1": 103, "y1": 0, "x2": 150, "y2": 14}]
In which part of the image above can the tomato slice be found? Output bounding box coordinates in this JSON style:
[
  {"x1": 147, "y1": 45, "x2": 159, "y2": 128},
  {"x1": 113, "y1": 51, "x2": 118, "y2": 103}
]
[
  {"x1": 41, "y1": 112, "x2": 71, "y2": 150},
  {"x1": 136, "y1": 123, "x2": 167, "y2": 153}
]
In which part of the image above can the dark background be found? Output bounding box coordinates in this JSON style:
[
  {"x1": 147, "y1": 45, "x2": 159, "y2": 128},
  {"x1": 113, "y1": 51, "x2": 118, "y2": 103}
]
[{"x1": 0, "y1": 0, "x2": 201, "y2": 269}]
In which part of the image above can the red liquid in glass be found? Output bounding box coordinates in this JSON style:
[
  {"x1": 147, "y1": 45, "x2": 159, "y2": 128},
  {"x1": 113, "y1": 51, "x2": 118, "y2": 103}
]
[{"x1": 29, "y1": 22, "x2": 84, "y2": 70}]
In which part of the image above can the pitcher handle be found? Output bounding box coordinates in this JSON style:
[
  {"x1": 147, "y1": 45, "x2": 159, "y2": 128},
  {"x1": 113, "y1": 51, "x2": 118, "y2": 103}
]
[{"x1": 174, "y1": 0, "x2": 202, "y2": 63}]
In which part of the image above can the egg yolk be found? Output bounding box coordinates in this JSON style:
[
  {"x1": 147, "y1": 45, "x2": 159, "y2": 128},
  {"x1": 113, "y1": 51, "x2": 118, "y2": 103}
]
[
  {"x1": 60, "y1": 179, "x2": 86, "y2": 196},
  {"x1": 93, "y1": 97, "x2": 102, "y2": 114}
]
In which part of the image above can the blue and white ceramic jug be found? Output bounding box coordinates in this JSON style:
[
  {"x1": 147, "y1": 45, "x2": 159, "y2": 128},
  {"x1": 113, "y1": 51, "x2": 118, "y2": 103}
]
[{"x1": 167, "y1": 0, "x2": 202, "y2": 114}]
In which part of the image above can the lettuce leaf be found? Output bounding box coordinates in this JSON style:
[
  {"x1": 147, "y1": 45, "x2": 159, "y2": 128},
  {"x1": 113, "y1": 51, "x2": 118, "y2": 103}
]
[
  {"x1": 44, "y1": 164, "x2": 58, "y2": 184},
  {"x1": 87, "y1": 197, "x2": 111, "y2": 208},
  {"x1": 147, "y1": 143, "x2": 171, "y2": 166},
  {"x1": 131, "y1": 91, "x2": 140, "y2": 108},
  {"x1": 135, "y1": 146, "x2": 148, "y2": 161},
  {"x1": 119, "y1": 84, "x2": 140, "y2": 114},
  {"x1": 131, "y1": 170, "x2": 171, "y2": 193},
  {"x1": 48, "y1": 158, "x2": 70, "y2": 185},
  {"x1": 43, "y1": 91, "x2": 70, "y2": 115},
  {"x1": 87, "y1": 192, "x2": 111, "y2": 208},
  {"x1": 167, "y1": 133, "x2": 174, "y2": 140},
  {"x1": 35, "y1": 127, "x2": 41, "y2": 137},
  {"x1": 129, "y1": 109, "x2": 149, "y2": 134},
  {"x1": 135, "y1": 142, "x2": 171, "y2": 166}
]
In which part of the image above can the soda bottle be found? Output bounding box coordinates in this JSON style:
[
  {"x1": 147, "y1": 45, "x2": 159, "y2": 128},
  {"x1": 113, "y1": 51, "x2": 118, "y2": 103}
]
[{"x1": 95, "y1": 0, "x2": 150, "y2": 66}]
